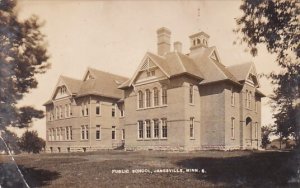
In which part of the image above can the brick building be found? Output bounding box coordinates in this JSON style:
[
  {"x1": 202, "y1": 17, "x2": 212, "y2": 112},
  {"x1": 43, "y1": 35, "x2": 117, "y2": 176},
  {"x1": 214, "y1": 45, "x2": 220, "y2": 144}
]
[{"x1": 44, "y1": 27, "x2": 265, "y2": 152}]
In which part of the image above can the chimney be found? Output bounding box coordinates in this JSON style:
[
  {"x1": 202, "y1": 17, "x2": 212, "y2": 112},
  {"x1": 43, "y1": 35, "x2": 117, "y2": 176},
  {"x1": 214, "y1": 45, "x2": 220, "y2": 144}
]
[
  {"x1": 173, "y1": 41, "x2": 182, "y2": 53},
  {"x1": 189, "y1": 31, "x2": 210, "y2": 52},
  {"x1": 157, "y1": 27, "x2": 171, "y2": 56}
]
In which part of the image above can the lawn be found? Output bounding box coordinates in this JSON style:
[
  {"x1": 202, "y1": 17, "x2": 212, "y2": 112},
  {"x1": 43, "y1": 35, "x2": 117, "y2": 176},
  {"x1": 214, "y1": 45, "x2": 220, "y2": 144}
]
[{"x1": 0, "y1": 150, "x2": 300, "y2": 187}]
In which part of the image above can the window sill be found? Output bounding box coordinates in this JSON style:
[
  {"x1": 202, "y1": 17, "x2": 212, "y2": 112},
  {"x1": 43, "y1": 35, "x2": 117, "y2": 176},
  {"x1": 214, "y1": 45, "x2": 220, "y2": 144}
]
[
  {"x1": 189, "y1": 103, "x2": 195, "y2": 106},
  {"x1": 80, "y1": 140, "x2": 89, "y2": 142},
  {"x1": 137, "y1": 105, "x2": 168, "y2": 111},
  {"x1": 96, "y1": 139, "x2": 101, "y2": 141},
  {"x1": 119, "y1": 116, "x2": 125, "y2": 119},
  {"x1": 137, "y1": 138, "x2": 168, "y2": 141},
  {"x1": 190, "y1": 138, "x2": 195, "y2": 140}
]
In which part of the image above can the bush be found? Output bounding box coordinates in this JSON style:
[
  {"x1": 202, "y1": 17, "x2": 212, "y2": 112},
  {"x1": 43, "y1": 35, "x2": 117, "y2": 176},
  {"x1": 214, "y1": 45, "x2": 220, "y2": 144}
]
[{"x1": 18, "y1": 130, "x2": 45, "y2": 153}]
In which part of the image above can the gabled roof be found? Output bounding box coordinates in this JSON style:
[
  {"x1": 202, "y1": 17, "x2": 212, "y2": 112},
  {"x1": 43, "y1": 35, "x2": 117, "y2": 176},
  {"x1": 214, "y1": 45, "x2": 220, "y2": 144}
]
[
  {"x1": 188, "y1": 47, "x2": 240, "y2": 86},
  {"x1": 60, "y1": 75, "x2": 82, "y2": 94},
  {"x1": 44, "y1": 68, "x2": 128, "y2": 105},
  {"x1": 226, "y1": 62, "x2": 253, "y2": 81},
  {"x1": 77, "y1": 68, "x2": 128, "y2": 99},
  {"x1": 119, "y1": 51, "x2": 205, "y2": 89}
]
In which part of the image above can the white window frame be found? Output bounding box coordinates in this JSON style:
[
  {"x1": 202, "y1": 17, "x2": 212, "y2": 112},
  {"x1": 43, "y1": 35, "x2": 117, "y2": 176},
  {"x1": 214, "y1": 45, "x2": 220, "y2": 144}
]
[
  {"x1": 96, "y1": 101, "x2": 101, "y2": 116},
  {"x1": 231, "y1": 88, "x2": 235, "y2": 106},
  {"x1": 189, "y1": 84, "x2": 194, "y2": 104},
  {"x1": 112, "y1": 126, "x2": 116, "y2": 140},
  {"x1": 96, "y1": 125, "x2": 101, "y2": 140},
  {"x1": 153, "y1": 119, "x2": 159, "y2": 138},
  {"x1": 190, "y1": 117, "x2": 194, "y2": 138},
  {"x1": 145, "y1": 120, "x2": 151, "y2": 138},
  {"x1": 162, "y1": 88, "x2": 167, "y2": 105},
  {"x1": 137, "y1": 121, "x2": 144, "y2": 139},
  {"x1": 161, "y1": 118, "x2": 167, "y2": 138},
  {"x1": 122, "y1": 129, "x2": 125, "y2": 140},
  {"x1": 138, "y1": 91, "x2": 144, "y2": 109},
  {"x1": 231, "y1": 117, "x2": 235, "y2": 139}
]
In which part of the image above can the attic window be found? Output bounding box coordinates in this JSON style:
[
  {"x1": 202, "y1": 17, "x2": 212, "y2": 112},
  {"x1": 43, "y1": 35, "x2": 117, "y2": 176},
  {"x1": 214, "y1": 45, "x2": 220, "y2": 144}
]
[
  {"x1": 87, "y1": 74, "x2": 94, "y2": 80},
  {"x1": 210, "y1": 51, "x2": 219, "y2": 62},
  {"x1": 60, "y1": 86, "x2": 67, "y2": 95}
]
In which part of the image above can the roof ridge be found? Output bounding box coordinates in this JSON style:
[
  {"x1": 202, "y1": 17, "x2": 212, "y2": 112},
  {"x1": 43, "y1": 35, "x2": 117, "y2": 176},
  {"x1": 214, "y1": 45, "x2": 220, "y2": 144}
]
[
  {"x1": 60, "y1": 75, "x2": 82, "y2": 81},
  {"x1": 174, "y1": 52, "x2": 186, "y2": 72},
  {"x1": 88, "y1": 67, "x2": 128, "y2": 80}
]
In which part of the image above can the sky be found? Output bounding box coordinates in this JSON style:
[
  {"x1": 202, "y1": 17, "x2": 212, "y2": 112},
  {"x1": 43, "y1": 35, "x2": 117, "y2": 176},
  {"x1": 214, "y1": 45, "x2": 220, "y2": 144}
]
[{"x1": 13, "y1": 0, "x2": 279, "y2": 139}]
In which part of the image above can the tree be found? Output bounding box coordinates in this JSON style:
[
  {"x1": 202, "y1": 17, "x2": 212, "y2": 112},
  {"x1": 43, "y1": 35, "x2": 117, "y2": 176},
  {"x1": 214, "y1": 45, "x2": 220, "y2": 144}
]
[
  {"x1": 261, "y1": 126, "x2": 272, "y2": 149},
  {"x1": 235, "y1": 0, "x2": 300, "y2": 146},
  {"x1": 18, "y1": 130, "x2": 45, "y2": 153},
  {"x1": 0, "y1": 0, "x2": 50, "y2": 129}
]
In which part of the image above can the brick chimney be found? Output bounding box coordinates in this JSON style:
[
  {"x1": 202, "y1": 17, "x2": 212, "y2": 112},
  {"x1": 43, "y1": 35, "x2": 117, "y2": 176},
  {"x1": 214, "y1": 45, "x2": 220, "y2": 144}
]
[
  {"x1": 157, "y1": 27, "x2": 171, "y2": 56},
  {"x1": 174, "y1": 41, "x2": 182, "y2": 53}
]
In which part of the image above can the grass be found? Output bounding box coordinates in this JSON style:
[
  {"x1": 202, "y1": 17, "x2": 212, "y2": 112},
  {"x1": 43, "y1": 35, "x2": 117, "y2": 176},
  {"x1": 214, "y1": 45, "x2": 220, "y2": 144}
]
[{"x1": 0, "y1": 150, "x2": 300, "y2": 187}]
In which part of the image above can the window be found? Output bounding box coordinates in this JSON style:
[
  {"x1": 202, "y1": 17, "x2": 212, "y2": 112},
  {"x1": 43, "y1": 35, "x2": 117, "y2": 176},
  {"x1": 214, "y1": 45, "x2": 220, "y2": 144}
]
[
  {"x1": 65, "y1": 104, "x2": 68, "y2": 118},
  {"x1": 69, "y1": 104, "x2": 72, "y2": 116},
  {"x1": 138, "y1": 121, "x2": 144, "y2": 139},
  {"x1": 248, "y1": 92, "x2": 252, "y2": 109},
  {"x1": 85, "y1": 104, "x2": 89, "y2": 116},
  {"x1": 154, "y1": 119, "x2": 159, "y2": 138},
  {"x1": 138, "y1": 91, "x2": 144, "y2": 108},
  {"x1": 190, "y1": 117, "x2": 194, "y2": 138},
  {"x1": 85, "y1": 125, "x2": 89, "y2": 140},
  {"x1": 162, "y1": 88, "x2": 167, "y2": 105},
  {"x1": 146, "y1": 89, "x2": 151, "y2": 107},
  {"x1": 119, "y1": 103, "x2": 125, "y2": 117},
  {"x1": 56, "y1": 128, "x2": 59, "y2": 141},
  {"x1": 81, "y1": 125, "x2": 85, "y2": 140},
  {"x1": 81, "y1": 104, "x2": 84, "y2": 116},
  {"x1": 112, "y1": 126, "x2": 116, "y2": 140},
  {"x1": 60, "y1": 106, "x2": 63, "y2": 118},
  {"x1": 81, "y1": 125, "x2": 88, "y2": 140},
  {"x1": 255, "y1": 122, "x2": 258, "y2": 139},
  {"x1": 231, "y1": 88, "x2": 235, "y2": 106},
  {"x1": 147, "y1": 71, "x2": 151, "y2": 77},
  {"x1": 153, "y1": 88, "x2": 159, "y2": 106},
  {"x1": 69, "y1": 126, "x2": 72, "y2": 140},
  {"x1": 96, "y1": 101, "x2": 100, "y2": 115},
  {"x1": 96, "y1": 125, "x2": 101, "y2": 140},
  {"x1": 146, "y1": 120, "x2": 151, "y2": 138},
  {"x1": 151, "y1": 70, "x2": 155, "y2": 76},
  {"x1": 52, "y1": 129, "x2": 55, "y2": 141},
  {"x1": 245, "y1": 90, "x2": 248, "y2": 107},
  {"x1": 255, "y1": 100, "x2": 258, "y2": 112},
  {"x1": 231, "y1": 117, "x2": 235, "y2": 139},
  {"x1": 189, "y1": 85, "x2": 194, "y2": 104},
  {"x1": 112, "y1": 103, "x2": 116, "y2": 117},
  {"x1": 48, "y1": 129, "x2": 52, "y2": 141},
  {"x1": 66, "y1": 127, "x2": 69, "y2": 140},
  {"x1": 60, "y1": 127, "x2": 63, "y2": 141},
  {"x1": 162, "y1": 118, "x2": 167, "y2": 138},
  {"x1": 122, "y1": 129, "x2": 125, "y2": 140}
]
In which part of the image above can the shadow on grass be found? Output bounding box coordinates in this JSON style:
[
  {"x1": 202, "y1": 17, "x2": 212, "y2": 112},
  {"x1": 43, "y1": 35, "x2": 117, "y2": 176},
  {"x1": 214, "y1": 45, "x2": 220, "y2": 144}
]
[
  {"x1": 176, "y1": 151, "x2": 300, "y2": 187},
  {"x1": 0, "y1": 162, "x2": 61, "y2": 188}
]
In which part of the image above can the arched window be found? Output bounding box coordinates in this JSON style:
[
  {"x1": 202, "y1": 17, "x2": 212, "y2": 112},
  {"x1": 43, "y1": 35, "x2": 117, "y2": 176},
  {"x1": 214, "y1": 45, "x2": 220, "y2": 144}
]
[
  {"x1": 162, "y1": 88, "x2": 167, "y2": 105},
  {"x1": 189, "y1": 84, "x2": 194, "y2": 104},
  {"x1": 197, "y1": 38, "x2": 201, "y2": 44},
  {"x1": 146, "y1": 89, "x2": 151, "y2": 107},
  {"x1": 248, "y1": 92, "x2": 252, "y2": 109},
  {"x1": 138, "y1": 91, "x2": 144, "y2": 108},
  {"x1": 153, "y1": 87, "x2": 159, "y2": 106}
]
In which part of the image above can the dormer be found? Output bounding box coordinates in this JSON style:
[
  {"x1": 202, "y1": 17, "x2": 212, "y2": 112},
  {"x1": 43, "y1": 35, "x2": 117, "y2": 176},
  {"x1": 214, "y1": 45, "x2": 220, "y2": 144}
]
[{"x1": 189, "y1": 31, "x2": 210, "y2": 51}]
